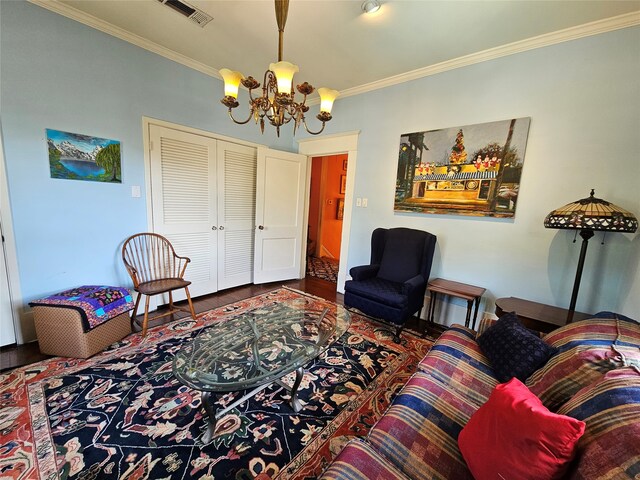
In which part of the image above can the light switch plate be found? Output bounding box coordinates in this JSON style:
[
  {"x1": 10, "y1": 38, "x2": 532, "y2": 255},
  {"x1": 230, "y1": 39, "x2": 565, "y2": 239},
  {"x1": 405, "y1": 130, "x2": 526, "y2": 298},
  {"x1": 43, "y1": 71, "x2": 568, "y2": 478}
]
[{"x1": 131, "y1": 185, "x2": 141, "y2": 198}]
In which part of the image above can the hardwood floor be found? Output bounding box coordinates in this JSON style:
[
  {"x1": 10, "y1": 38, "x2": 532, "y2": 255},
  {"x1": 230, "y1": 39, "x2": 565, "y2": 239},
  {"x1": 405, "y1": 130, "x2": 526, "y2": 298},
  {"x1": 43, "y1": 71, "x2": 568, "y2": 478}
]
[{"x1": 0, "y1": 277, "x2": 443, "y2": 373}]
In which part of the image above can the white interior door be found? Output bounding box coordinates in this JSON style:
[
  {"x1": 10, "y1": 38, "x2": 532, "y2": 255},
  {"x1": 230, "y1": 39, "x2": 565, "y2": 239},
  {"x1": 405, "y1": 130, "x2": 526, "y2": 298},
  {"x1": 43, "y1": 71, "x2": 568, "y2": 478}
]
[
  {"x1": 0, "y1": 222, "x2": 16, "y2": 347},
  {"x1": 217, "y1": 141, "x2": 257, "y2": 290},
  {"x1": 149, "y1": 125, "x2": 218, "y2": 299},
  {"x1": 254, "y1": 147, "x2": 307, "y2": 284},
  {"x1": 1, "y1": 124, "x2": 17, "y2": 347}
]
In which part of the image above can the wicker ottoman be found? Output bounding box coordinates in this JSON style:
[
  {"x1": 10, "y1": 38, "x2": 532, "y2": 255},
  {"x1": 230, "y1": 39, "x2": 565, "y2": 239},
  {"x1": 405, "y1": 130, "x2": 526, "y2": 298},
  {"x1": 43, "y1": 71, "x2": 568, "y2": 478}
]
[{"x1": 33, "y1": 306, "x2": 131, "y2": 358}]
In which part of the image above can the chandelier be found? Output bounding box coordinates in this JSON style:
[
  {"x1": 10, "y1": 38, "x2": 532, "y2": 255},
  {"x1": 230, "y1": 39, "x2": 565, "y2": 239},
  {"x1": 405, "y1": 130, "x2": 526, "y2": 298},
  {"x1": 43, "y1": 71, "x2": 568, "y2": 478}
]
[{"x1": 219, "y1": 0, "x2": 339, "y2": 137}]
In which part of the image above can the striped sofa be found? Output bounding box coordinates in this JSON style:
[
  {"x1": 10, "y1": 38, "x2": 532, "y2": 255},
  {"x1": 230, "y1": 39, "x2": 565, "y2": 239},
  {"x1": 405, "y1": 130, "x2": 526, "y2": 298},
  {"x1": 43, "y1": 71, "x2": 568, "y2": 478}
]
[{"x1": 321, "y1": 314, "x2": 640, "y2": 479}]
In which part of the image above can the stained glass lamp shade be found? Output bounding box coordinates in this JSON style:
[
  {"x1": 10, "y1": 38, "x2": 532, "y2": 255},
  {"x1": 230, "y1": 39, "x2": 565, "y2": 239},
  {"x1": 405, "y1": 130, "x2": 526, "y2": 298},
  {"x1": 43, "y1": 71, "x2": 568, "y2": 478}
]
[{"x1": 544, "y1": 189, "x2": 638, "y2": 318}]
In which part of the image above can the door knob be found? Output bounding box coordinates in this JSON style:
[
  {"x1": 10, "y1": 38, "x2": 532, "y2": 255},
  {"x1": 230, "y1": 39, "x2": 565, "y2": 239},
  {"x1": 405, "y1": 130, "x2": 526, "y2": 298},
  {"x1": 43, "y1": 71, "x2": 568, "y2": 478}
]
[
  {"x1": 258, "y1": 225, "x2": 264, "y2": 230},
  {"x1": 211, "y1": 226, "x2": 217, "y2": 230},
  {"x1": 219, "y1": 226, "x2": 225, "y2": 230}
]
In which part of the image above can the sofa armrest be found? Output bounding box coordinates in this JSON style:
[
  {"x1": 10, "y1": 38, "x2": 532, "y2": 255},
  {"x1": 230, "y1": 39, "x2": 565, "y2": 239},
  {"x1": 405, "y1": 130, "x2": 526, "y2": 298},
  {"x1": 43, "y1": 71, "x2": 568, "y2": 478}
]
[{"x1": 350, "y1": 264, "x2": 380, "y2": 281}]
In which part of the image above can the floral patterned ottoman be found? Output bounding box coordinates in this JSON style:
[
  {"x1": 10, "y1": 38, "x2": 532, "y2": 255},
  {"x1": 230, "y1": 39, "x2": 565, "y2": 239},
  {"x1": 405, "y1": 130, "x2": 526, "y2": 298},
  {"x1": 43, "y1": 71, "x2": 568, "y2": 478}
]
[{"x1": 29, "y1": 285, "x2": 134, "y2": 358}]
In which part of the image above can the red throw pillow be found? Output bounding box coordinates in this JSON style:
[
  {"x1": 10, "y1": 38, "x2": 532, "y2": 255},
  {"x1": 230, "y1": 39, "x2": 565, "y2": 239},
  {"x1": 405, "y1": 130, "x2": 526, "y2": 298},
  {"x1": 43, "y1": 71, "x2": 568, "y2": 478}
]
[{"x1": 458, "y1": 378, "x2": 585, "y2": 480}]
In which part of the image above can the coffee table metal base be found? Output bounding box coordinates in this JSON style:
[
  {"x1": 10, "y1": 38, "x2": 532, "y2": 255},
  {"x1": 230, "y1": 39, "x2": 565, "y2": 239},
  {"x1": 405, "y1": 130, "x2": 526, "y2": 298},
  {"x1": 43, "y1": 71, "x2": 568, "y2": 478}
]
[{"x1": 200, "y1": 366, "x2": 305, "y2": 443}]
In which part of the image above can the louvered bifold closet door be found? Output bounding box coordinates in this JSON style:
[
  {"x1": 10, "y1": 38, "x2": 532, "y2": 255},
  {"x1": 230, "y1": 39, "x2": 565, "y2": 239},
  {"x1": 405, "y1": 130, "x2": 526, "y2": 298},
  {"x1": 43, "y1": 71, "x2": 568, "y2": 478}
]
[
  {"x1": 149, "y1": 125, "x2": 218, "y2": 300},
  {"x1": 217, "y1": 141, "x2": 257, "y2": 290}
]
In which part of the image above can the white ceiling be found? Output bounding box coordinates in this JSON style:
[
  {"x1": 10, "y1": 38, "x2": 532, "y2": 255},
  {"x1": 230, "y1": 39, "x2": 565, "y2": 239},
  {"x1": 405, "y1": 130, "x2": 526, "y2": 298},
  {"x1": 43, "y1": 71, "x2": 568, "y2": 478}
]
[{"x1": 45, "y1": 0, "x2": 640, "y2": 96}]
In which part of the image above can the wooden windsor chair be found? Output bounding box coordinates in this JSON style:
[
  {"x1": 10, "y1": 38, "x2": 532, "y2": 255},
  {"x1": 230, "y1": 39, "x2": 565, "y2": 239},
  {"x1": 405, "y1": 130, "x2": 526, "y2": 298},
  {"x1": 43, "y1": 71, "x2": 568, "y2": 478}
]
[{"x1": 122, "y1": 233, "x2": 198, "y2": 337}]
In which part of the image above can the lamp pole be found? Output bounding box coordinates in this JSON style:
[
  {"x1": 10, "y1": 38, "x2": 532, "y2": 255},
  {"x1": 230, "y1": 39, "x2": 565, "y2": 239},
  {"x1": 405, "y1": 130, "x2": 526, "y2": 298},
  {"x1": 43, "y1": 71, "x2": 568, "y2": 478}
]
[{"x1": 568, "y1": 228, "x2": 594, "y2": 322}]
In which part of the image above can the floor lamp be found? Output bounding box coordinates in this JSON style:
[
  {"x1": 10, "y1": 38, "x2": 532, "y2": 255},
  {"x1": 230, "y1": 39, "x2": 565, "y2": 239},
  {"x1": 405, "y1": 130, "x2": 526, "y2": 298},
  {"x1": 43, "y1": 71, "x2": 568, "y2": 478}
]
[{"x1": 544, "y1": 189, "x2": 638, "y2": 321}]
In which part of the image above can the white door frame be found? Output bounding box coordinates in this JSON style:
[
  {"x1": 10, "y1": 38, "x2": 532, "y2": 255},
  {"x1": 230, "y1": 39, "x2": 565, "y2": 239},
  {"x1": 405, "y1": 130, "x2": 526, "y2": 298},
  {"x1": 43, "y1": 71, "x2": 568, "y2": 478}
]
[
  {"x1": 298, "y1": 131, "x2": 360, "y2": 293},
  {"x1": 0, "y1": 123, "x2": 24, "y2": 344}
]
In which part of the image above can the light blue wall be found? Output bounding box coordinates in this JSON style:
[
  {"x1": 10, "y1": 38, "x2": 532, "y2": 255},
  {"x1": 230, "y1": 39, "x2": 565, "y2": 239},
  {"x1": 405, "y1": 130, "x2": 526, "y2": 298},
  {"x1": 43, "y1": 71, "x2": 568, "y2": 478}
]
[
  {"x1": 2, "y1": 1, "x2": 639, "y2": 342},
  {"x1": 0, "y1": 1, "x2": 292, "y2": 339},
  {"x1": 313, "y1": 26, "x2": 640, "y2": 321}
]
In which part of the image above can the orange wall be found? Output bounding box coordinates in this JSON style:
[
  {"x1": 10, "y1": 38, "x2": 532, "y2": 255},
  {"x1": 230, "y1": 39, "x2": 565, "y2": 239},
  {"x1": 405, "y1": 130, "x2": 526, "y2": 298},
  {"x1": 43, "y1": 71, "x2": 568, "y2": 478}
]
[
  {"x1": 307, "y1": 157, "x2": 323, "y2": 254},
  {"x1": 319, "y1": 154, "x2": 347, "y2": 259}
]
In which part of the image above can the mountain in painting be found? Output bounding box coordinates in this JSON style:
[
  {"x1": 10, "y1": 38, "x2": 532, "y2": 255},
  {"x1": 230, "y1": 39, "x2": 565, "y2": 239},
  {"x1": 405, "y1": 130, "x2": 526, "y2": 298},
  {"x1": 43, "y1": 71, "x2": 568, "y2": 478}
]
[{"x1": 48, "y1": 138, "x2": 103, "y2": 162}]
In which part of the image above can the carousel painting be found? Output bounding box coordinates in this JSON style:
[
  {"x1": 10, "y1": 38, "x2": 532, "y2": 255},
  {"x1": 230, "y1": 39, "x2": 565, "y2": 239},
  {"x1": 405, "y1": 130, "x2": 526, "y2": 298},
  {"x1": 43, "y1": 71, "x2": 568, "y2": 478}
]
[{"x1": 394, "y1": 117, "x2": 531, "y2": 218}]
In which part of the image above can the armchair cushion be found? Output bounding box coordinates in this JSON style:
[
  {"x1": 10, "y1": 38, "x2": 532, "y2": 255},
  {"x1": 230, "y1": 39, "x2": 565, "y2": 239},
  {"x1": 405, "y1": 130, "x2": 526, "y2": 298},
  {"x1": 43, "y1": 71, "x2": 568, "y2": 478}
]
[{"x1": 344, "y1": 277, "x2": 407, "y2": 309}]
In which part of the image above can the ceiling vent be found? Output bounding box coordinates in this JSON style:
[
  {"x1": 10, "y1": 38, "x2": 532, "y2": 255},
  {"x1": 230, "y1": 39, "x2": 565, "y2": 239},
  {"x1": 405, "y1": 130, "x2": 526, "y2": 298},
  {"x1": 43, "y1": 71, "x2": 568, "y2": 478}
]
[{"x1": 157, "y1": 0, "x2": 213, "y2": 27}]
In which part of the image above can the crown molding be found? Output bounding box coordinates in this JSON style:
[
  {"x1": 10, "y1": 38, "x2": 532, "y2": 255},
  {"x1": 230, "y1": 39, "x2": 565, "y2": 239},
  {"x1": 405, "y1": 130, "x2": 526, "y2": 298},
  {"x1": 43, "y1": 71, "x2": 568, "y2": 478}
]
[
  {"x1": 337, "y1": 11, "x2": 640, "y2": 100},
  {"x1": 28, "y1": 1, "x2": 639, "y2": 101},
  {"x1": 28, "y1": 0, "x2": 222, "y2": 79}
]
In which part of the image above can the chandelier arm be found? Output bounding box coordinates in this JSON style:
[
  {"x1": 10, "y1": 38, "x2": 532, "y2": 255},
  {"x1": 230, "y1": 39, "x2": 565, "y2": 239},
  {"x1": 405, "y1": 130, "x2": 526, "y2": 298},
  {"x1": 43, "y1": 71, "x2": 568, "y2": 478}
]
[
  {"x1": 247, "y1": 86, "x2": 261, "y2": 104},
  {"x1": 227, "y1": 108, "x2": 255, "y2": 125},
  {"x1": 262, "y1": 104, "x2": 280, "y2": 122},
  {"x1": 264, "y1": 70, "x2": 277, "y2": 95},
  {"x1": 287, "y1": 103, "x2": 302, "y2": 115},
  {"x1": 263, "y1": 98, "x2": 297, "y2": 126},
  {"x1": 266, "y1": 111, "x2": 293, "y2": 127},
  {"x1": 302, "y1": 117, "x2": 326, "y2": 135}
]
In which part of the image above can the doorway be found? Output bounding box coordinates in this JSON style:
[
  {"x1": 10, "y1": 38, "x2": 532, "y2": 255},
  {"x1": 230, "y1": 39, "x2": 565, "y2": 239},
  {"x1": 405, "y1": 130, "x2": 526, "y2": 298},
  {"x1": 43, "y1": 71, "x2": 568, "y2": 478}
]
[
  {"x1": 306, "y1": 154, "x2": 348, "y2": 284},
  {"x1": 1, "y1": 126, "x2": 18, "y2": 346}
]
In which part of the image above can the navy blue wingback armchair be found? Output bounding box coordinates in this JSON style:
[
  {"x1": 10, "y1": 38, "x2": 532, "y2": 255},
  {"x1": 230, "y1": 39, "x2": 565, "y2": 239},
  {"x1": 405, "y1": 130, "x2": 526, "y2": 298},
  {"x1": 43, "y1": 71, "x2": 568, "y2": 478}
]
[{"x1": 344, "y1": 227, "x2": 437, "y2": 341}]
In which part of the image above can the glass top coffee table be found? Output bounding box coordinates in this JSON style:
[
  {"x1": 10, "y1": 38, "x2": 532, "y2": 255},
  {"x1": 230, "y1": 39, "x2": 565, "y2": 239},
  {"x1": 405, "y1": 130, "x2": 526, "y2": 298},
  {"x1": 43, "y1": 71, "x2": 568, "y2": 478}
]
[{"x1": 172, "y1": 296, "x2": 351, "y2": 443}]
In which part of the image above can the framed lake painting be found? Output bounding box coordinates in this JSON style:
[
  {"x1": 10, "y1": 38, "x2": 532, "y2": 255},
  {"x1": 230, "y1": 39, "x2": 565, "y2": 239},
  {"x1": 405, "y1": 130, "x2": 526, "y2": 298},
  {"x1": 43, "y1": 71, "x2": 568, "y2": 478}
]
[
  {"x1": 394, "y1": 117, "x2": 531, "y2": 218},
  {"x1": 47, "y1": 129, "x2": 122, "y2": 183}
]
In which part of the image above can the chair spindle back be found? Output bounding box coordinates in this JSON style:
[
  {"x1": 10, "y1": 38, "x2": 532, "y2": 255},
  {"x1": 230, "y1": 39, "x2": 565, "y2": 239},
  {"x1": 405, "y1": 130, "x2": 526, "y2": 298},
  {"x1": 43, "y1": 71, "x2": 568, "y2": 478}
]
[{"x1": 122, "y1": 233, "x2": 188, "y2": 286}]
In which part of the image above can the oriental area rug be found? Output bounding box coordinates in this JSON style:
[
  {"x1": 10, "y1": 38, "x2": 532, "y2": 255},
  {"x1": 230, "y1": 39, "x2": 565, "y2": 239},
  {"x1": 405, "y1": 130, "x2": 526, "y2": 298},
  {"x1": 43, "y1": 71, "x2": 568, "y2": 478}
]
[
  {"x1": 0, "y1": 288, "x2": 434, "y2": 479},
  {"x1": 305, "y1": 256, "x2": 339, "y2": 284}
]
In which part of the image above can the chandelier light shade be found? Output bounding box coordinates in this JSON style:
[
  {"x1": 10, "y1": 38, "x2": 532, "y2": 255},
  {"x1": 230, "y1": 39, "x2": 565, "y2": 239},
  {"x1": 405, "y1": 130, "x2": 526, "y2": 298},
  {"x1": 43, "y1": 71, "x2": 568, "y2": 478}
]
[
  {"x1": 219, "y1": 0, "x2": 339, "y2": 136},
  {"x1": 318, "y1": 87, "x2": 340, "y2": 113},
  {"x1": 544, "y1": 189, "x2": 638, "y2": 319},
  {"x1": 219, "y1": 69, "x2": 243, "y2": 99},
  {"x1": 269, "y1": 61, "x2": 299, "y2": 93}
]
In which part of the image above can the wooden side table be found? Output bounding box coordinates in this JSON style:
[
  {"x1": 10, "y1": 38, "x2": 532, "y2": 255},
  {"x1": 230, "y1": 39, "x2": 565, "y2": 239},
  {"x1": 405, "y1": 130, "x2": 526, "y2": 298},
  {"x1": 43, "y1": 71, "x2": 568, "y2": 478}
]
[
  {"x1": 494, "y1": 297, "x2": 592, "y2": 333},
  {"x1": 427, "y1": 278, "x2": 486, "y2": 330}
]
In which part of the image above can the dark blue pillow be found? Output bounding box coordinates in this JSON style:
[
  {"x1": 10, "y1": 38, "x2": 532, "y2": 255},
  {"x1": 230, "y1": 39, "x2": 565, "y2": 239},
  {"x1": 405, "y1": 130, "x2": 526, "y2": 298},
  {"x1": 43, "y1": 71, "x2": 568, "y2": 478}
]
[
  {"x1": 593, "y1": 311, "x2": 636, "y2": 322},
  {"x1": 478, "y1": 312, "x2": 557, "y2": 383}
]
